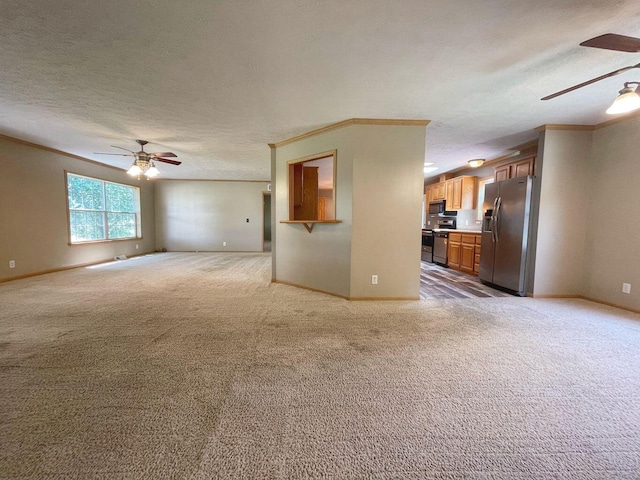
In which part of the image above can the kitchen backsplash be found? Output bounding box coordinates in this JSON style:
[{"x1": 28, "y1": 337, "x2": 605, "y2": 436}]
[
  {"x1": 423, "y1": 210, "x2": 482, "y2": 230},
  {"x1": 454, "y1": 210, "x2": 482, "y2": 231}
]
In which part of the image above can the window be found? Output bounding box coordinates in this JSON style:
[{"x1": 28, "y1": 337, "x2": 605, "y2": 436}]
[
  {"x1": 476, "y1": 176, "x2": 494, "y2": 221},
  {"x1": 67, "y1": 173, "x2": 141, "y2": 243},
  {"x1": 288, "y1": 151, "x2": 336, "y2": 221}
]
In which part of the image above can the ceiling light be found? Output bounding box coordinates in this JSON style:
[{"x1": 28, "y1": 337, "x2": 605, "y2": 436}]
[
  {"x1": 126, "y1": 163, "x2": 143, "y2": 176},
  {"x1": 467, "y1": 159, "x2": 485, "y2": 168},
  {"x1": 423, "y1": 166, "x2": 438, "y2": 174},
  {"x1": 424, "y1": 162, "x2": 434, "y2": 166},
  {"x1": 606, "y1": 82, "x2": 640, "y2": 115},
  {"x1": 145, "y1": 163, "x2": 160, "y2": 178},
  {"x1": 127, "y1": 158, "x2": 160, "y2": 178}
]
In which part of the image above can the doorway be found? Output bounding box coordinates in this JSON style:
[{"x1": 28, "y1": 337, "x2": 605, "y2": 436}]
[{"x1": 262, "y1": 192, "x2": 271, "y2": 252}]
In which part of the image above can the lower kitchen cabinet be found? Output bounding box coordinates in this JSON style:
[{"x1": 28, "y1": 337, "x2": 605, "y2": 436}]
[
  {"x1": 448, "y1": 233, "x2": 461, "y2": 269},
  {"x1": 448, "y1": 232, "x2": 482, "y2": 276},
  {"x1": 460, "y1": 234, "x2": 476, "y2": 274},
  {"x1": 474, "y1": 235, "x2": 482, "y2": 275}
]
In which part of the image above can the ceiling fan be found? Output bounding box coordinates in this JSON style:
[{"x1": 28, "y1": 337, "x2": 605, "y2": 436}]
[
  {"x1": 541, "y1": 33, "x2": 640, "y2": 114},
  {"x1": 96, "y1": 139, "x2": 181, "y2": 178}
]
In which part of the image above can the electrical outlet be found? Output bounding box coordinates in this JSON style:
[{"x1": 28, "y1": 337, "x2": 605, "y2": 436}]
[
  {"x1": 9, "y1": 260, "x2": 15, "y2": 269},
  {"x1": 135, "y1": 244, "x2": 139, "y2": 249},
  {"x1": 246, "y1": 218, "x2": 249, "y2": 223},
  {"x1": 371, "y1": 275, "x2": 378, "y2": 285},
  {"x1": 223, "y1": 242, "x2": 227, "y2": 247},
  {"x1": 622, "y1": 283, "x2": 631, "y2": 294}
]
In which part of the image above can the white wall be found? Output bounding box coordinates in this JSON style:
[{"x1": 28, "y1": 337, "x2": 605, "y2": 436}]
[
  {"x1": 533, "y1": 129, "x2": 592, "y2": 296},
  {"x1": 154, "y1": 180, "x2": 269, "y2": 252},
  {"x1": 0, "y1": 136, "x2": 156, "y2": 281},
  {"x1": 582, "y1": 116, "x2": 640, "y2": 311}
]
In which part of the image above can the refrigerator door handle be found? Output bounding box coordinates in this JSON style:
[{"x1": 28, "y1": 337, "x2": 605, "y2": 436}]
[
  {"x1": 491, "y1": 197, "x2": 499, "y2": 243},
  {"x1": 494, "y1": 196, "x2": 502, "y2": 241}
]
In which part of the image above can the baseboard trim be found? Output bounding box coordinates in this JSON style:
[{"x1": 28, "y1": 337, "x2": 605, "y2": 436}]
[
  {"x1": 0, "y1": 252, "x2": 153, "y2": 283},
  {"x1": 532, "y1": 294, "x2": 640, "y2": 315},
  {"x1": 273, "y1": 279, "x2": 419, "y2": 301},
  {"x1": 350, "y1": 296, "x2": 420, "y2": 301},
  {"x1": 532, "y1": 294, "x2": 582, "y2": 299},
  {"x1": 273, "y1": 280, "x2": 349, "y2": 299}
]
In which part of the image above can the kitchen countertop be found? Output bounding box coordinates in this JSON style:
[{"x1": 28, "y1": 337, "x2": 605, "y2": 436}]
[{"x1": 432, "y1": 228, "x2": 482, "y2": 234}]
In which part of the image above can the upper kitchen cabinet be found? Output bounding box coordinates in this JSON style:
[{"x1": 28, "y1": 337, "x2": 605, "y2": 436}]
[
  {"x1": 425, "y1": 175, "x2": 476, "y2": 211},
  {"x1": 425, "y1": 182, "x2": 446, "y2": 202},
  {"x1": 445, "y1": 176, "x2": 476, "y2": 210},
  {"x1": 494, "y1": 156, "x2": 536, "y2": 182}
]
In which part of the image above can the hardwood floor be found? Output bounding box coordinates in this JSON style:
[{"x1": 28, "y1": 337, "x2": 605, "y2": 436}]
[{"x1": 420, "y1": 261, "x2": 510, "y2": 299}]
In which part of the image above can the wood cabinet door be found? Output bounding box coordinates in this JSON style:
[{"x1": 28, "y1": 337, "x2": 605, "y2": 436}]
[
  {"x1": 512, "y1": 157, "x2": 534, "y2": 178},
  {"x1": 436, "y1": 182, "x2": 446, "y2": 200},
  {"x1": 427, "y1": 185, "x2": 436, "y2": 202},
  {"x1": 445, "y1": 180, "x2": 454, "y2": 208},
  {"x1": 460, "y1": 244, "x2": 475, "y2": 272},
  {"x1": 448, "y1": 241, "x2": 461, "y2": 268},
  {"x1": 494, "y1": 165, "x2": 510, "y2": 182},
  {"x1": 452, "y1": 177, "x2": 463, "y2": 210}
]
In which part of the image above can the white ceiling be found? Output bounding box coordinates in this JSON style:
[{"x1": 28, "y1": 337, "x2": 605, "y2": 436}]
[{"x1": 1, "y1": 1, "x2": 639, "y2": 180}]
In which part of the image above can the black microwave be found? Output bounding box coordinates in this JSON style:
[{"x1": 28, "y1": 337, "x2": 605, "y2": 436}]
[{"x1": 428, "y1": 200, "x2": 446, "y2": 214}]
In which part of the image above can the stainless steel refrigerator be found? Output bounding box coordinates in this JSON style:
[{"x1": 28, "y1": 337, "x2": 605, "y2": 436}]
[{"x1": 479, "y1": 176, "x2": 533, "y2": 296}]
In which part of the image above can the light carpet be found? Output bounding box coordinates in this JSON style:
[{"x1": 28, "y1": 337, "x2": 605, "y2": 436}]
[{"x1": 1, "y1": 252, "x2": 640, "y2": 479}]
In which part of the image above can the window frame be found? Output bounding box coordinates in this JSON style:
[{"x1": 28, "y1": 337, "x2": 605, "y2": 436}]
[
  {"x1": 476, "y1": 176, "x2": 494, "y2": 222},
  {"x1": 286, "y1": 150, "x2": 337, "y2": 222},
  {"x1": 65, "y1": 171, "x2": 142, "y2": 245}
]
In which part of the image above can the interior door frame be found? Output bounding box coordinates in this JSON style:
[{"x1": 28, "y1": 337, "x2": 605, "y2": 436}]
[{"x1": 262, "y1": 191, "x2": 271, "y2": 252}]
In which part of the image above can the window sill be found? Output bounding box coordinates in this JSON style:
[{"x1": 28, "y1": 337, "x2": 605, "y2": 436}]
[
  {"x1": 69, "y1": 237, "x2": 143, "y2": 246},
  {"x1": 280, "y1": 220, "x2": 342, "y2": 233}
]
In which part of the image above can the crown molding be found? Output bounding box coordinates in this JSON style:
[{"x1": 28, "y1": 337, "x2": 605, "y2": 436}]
[
  {"x1": 0, "y1": 133, "x2": 126, "y2": 172},
  {"x1": 270, "y1": 118, "x2": 430, "y2": 148},
  {"x1": 535, "y1": 124, "x2": 595, "y2": 132}
]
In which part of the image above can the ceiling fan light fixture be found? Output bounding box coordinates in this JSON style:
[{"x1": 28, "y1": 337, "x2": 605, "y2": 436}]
[
  {"x1": 606, "y1": 82, "x2": 640, "y2": 115},
  {"x1": 467, "y1": 159, "x2": 485, "y2": 168},
  {"x1": 145, "y1": 163, "x2": 160, "y2": 178},
  {"x1": 127, "y1": 163, "x2": 143, "y2": 176}
]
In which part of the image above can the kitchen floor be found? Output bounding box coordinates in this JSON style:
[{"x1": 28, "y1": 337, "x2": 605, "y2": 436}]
[{"x1": 420, "y1": 262, "x2": 510, "y2": 299}]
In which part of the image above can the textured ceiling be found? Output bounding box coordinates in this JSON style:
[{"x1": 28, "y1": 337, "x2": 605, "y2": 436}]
[{"x1": 1, "y1": 1, "x2": 639, "y2": 180}]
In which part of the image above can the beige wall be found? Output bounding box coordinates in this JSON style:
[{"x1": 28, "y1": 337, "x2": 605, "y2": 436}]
[
  {"x1": 350, "y1": 125, "x2": 425, "y2": 298},
  {"x1": 273, "y1": 123, "x2": 426, "y2": 299},
  {"x1": 533, "y1": 129, "x2": 592, "y2": 296},
  {"x1": 583, "y1": 116, "x2": 640, "y2": 311},
  {"x1": 154, "y1": 180, "x2": 269, "y2": 252},
  {"x1": 0, "y1": 137, "x2": 156, "y2": 282},
  {"x1": 273, "y1": 128, "x2": 354, "y2": 297}
]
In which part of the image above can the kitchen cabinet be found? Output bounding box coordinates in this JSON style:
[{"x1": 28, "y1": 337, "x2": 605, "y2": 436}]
[
  {"x1": 447, "y1": 232, "x2": 482, "y2": 276},
  {"x1": 448, "y1": 233, "x2": 461, "y2": 269},
  {"x1": 474, "y1": 235, "x2": 482, "y2": 275},
  {"x1": 460, "y1": 234, "x2": 476, "y2": 274},
  {"x1": 494, "y1": 156, "x2": 535, "y2": 182},
  {"x1": 427, "y1": 176, "x2": 476, "y2": 211},
  {"x1": 446, "y1": 176, "x2": 476, "y2": 210},
  {"x1": 425, "y1": 182, "x2": 446, "y2": 203}
]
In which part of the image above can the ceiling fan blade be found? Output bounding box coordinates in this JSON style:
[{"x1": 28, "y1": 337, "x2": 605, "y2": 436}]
[
  {"x1": 154, "y1": 158, "x2": 182, "y2": 166},
  {"x1": 94, "y1": 152, "x2": 134, "y2": 156},
  {"x1": 149, "y1": 152, "x2": 177, "y2": 158},
  {"x1": 541, "y1": 63, "x2": 640, "y2": 100},
  {"x1": 580, "y1": 33, "x2": 640, "y2": 53},
  {"x1": 110, "y1": 145, "x2": 135, "y2": 153}
]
